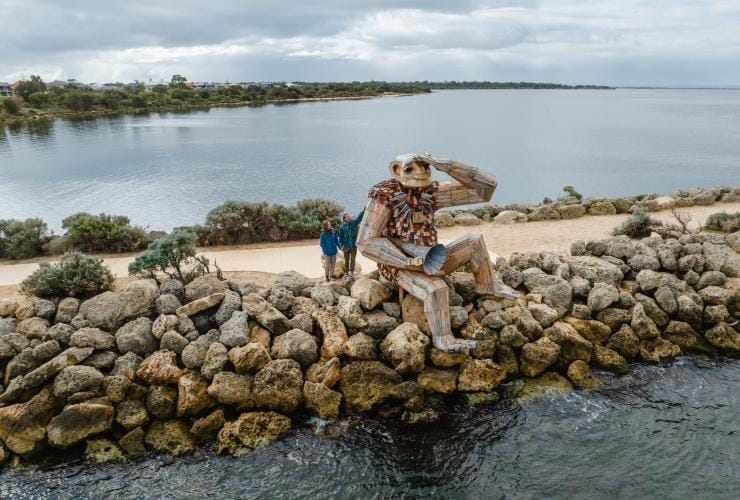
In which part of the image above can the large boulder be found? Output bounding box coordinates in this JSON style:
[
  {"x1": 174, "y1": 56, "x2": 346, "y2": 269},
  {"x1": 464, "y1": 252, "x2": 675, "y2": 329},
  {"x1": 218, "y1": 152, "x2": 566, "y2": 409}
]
[
  {"x1": 563, "y1": 256, "x2": 624, "y2": 288},
  {"x1": 79, "y1": 279, "x2": 159, "y2": 331},
  {"x1": 638, "y1": 338, "x2": 680, "y2": 363},
  {"x1": 303, "y1": 381, "x2": 342, "y2": 419},
  {"x1": 587, "y1": 282, "x2": 620, "y2": 312},
  {"x1": 252, "y1": 359, "x2": 304, "y2": 414},
  {"x1": 207, "y1": 372, "x2": 254, "y2": 408},
  {"x1": 271, "y1": 329, "x2": 318, "y2": 369},
  {"x1": 364, "y1": 311, "x2": 399, "y2": 338},
  {"x1": 417, "y1": 368, "x2": 458, "y2": 394},
  {"x1": 344, "y1": 333, "x2": 378, "y2": 360},
  {"x1": 16, "y1": 317, "x2": 49, "y2": 339},
  {"x1": 521, "y1": 269, "x2": 572, "y2": 316},
  {"x1": 176, "y1": 371, "x2": 216, "y2": 417},
  {"x1": 630, "y1": 303, "x2": 660, "y2": 339},
  {"x1": 273, "y1": 271, "x2": 313, "y2": 295},
  {"x1": 53, "y1": 365, "x2": 104, "y2": 400},
  {"x1": 184, "y1": 275, "x2": 229, "y2": 302},
  {"x1": 305, "y1": 357, "x2": 341, "y2": 388},
  {"x1": 69, "y1": 328, "x2": 116, "y2": 350},
  {"x1": 213, "y1": 412, "x2": 291, "y2": 456},
  {"x1": 520, "y1": 337, "x2": 561, "y2": 377},
  {"x1": 337, "y1": 295, "x2": 368, "y2": 330},
  {"x1": 401, "y1": 294, "x2": 430, "y2": 334},
  {"x1": 543, "y1": 321, "x2": 593, "y2": 363},
  {"x1": 176, "y1": 293, "x2": 225, "y2": 317},
  {"x1": 566, "y1": 360, "x2": 601, "y2": 390},
  {"x1": 242, "y1": 293, "x2": 290, "y2": 335},
  {"x1": 47, "y1": 400, "x2": 114, "y2": 448},
  {"x1": 380, "y1": 322, "x2": 429, "y2": 374},
  {"x1": 592, "y1": 345, "x2": 629, "y2": 375},
  {"x1": 214, "y1": 290, "x2": 242, "y2": 325},
  {"x1": 136, "y1": 350, "x2": 184, "y2": 385},
  {"x1": 116, "y1": 317, "x2": 157, "y2": 357},
  {"x1": 0, "y1": 387, "x2": 58, "y2": 456},
  {"x1": 457, "y1": 359, "x2": 506, "y2": 392},
  {"x1": 339, "y1": 361, "x2": 403, "y2": 414},
  {"x1": 312, "y1": 309, "x2": 348, "y2": 359},
  {"x1": 704, "y1": 323, "x2": 740, "y2": 352},
  {"x1": 146, "y1": 386, "x2": 178, "y2": 419},
  {"x1": 145, "y1": 420, "x2": 194, "y2": 456},
  {"x1": 606, "y1": 325, "x2": 640, "y2": 360},
  {"x1": 351, "y1": 278, "x2": 391, "y2": 311},
  {"x1": 219, "y1": 310, "x2": 250, "y2": 348}
]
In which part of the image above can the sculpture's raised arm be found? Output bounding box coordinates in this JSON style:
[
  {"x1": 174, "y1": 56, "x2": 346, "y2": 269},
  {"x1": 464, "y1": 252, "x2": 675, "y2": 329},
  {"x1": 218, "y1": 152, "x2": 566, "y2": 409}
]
[
  {"x1": 356, "y1": 198, "x2": 424, "y2": 271},
  {"x1": 424, "y1": 156, "x2": 498, "y2": 208}
]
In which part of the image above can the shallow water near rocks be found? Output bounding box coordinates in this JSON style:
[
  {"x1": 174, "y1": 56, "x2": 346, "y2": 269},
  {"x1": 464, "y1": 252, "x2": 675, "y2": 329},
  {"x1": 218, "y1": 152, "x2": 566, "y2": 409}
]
[{"x1": 2, "y1": 357, "x2": 738, "y2": 499}]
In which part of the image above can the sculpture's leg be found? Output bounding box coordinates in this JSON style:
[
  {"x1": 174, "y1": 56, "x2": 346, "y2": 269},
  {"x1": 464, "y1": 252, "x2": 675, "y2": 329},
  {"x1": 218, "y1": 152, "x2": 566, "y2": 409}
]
[
  {"x1": 441, "y1": 232, "x2": 519, "y2": 300},
  {"x1": 397, "y1": 270, "x2": 476, "y2": 352}
]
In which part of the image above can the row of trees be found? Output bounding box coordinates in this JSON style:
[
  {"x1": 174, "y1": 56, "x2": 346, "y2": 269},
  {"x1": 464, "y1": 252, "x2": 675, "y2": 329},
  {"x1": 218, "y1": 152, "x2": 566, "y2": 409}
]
[{"x1": 0, "y1": 198, "x2": 343, "y2": 260}]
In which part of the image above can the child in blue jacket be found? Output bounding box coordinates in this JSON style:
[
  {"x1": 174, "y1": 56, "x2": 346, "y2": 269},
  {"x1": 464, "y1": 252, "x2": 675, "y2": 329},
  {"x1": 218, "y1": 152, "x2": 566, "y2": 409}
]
[{"x1": 320, "y1": 220, "x2": 340, "y2": 282}]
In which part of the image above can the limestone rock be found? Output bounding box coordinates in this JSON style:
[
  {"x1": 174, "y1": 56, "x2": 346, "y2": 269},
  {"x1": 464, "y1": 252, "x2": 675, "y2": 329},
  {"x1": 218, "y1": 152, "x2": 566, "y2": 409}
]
[
  {"x1": 606, "y1": 325, "x2": 640, "y2": 360},
  {"x1": 312, "y1": 309, "x2": 348, "y2": 359},
  {"x1": 417, "y1": 368, "x2": 458, "y2": 394},
  {"x1": 0, "y1": 298, "x2": 18, "y2": 317},
  {"x1": 176, "y1": 371, "x2": 216, "y2": 417},
  {"x1": 566, "y1": 360, "x2": 601, "y2": 389},
  {"x1": 457, "y1": 359, "x2": 506, "y2": 392},
  {"x1": 155, "y1": 293, "x2": 181, "y2": 315},
  {"x1": 152, "y1": 314, "x2": 179, "y2": 339},
  {"x1": 663, "y1": 321, "x2": 712, "y2": 353},
  {"x1": 176, "y1": 292, "x2": 225, "y2": 317},
  {"x1": 344, "y1": 332, "x2": 378, "y2": 360},
  {"x1": 111, "y1": 352, "x2": 142, "y2": 380},
  {"x1": 596, "y1": 308, "x2": 632, "y2": 332},
  {"x1": 115, "y1": 400, "x2": 150, "y2": 430},
  {"x1": 207, "y1": 371, "x2": 254, "y2": 408},
  {"x1": 214, "y1": 289, "x2": 242, "y2": 325},
  {"x1": 401, "y1": 294, "x2": 429, "y2": 334},
  {"x1": 351, "y1": 278, "x2": 391, "y2": 311},
  {"x1": 145, "y1": 420, "x2": 195, "y2": 456},
  {"x1": 242, "y1": 293, "x2": 290, "y2": 335},
  {"x1": 339, "y1": 361, "x2": 403, "y2": 414},
  {"x1": 521, "y1": 269, "x2": 572, "y2": 316},
  {"x1": 85, "y1": 438, "x2": 125, "y2": 463},
  {"x1": 704, "y1": 322, "x2": 740, "y2": 352},
  {"x1": 136, "y1": 350, "x2": 184, "y2": 385},
  {"x1": 229, "y1": 342, "x2": 271, "y2": 374},
  {"x1": 271, "y1": 329, "x2": 318, "y2": 369},
  {"x1": 630, "y1": 303, "x2": 660, "y2": 340},
  {"x1": 364, "y1": 310, "x2": 399, "y2": 339},
  {"x1": 219, "y1": 310, "x2": 250, "y2": 348},
  {"x1": 520, "y1": 337, "x2": 561, "y2": 377},
  {"x1": 146, "y1": 386, "x2": 178, "y2": 419},
  {"x1": 543, "y1": 321, "x2": 593, "y2": 363},
  {"x1": 698, "y1": 286, "x2": 733, "y2": 306},
  {"x1": 0, "y1": 387, "x2": 57, "y2": 456},
  {"x1": 288, "y1": 313, "x2": 314, "y2": 334},
  {"x1": 305, "y1": 357, "x2": 341, "y2": 388},
  {"x1": 592, "y1": 345, "x2": 630, "y2": 375},
  {"x1": 16, "y1": 317, "x2": 49, "y2": 339},
  {"x1": 47, "y1": 400, "x2": 114, "y2": 448},
  {"x1": 118, "y1": 427, "x2": 146, "y2": 457},
  {"x1": 303, "y1": 381, "x2": 342, "y2": 419},
  {"x1": 181, "y1": 331, "x2": 219, "y2": 370},
  {"x1": 380, "y1": 322, "x2": 429, "y2": 374},
  {"x1": 201, "y1": 342, "x2": 228, "y2": 380},
  {"x1": 116, "y1": 317, "x2": 157, "y2": 356},
  {"x1": 273, "y1": 270, "x2": 313, "y2": 295},
  {"x1": 190, "y1": 408, "x2": 226, "y2": 443},
  {"x1": 564, "y1": 256, "x2": 624, "y2": 288},
  {"x1": 429, "y1": 347, "x2": 469, "y2": 367},
  {"x1": 53, "y1": 365, "x2": 104, "y2": 400},
  {"x1": 587, "y1": 282, "x2": 620, "y2": 312},
  {"x1": 517, "y1": 372, "x2": 573, "y2": 400},
  {"x1": 638, "y1": 338, "x2": 680, "y2": 363},
  {"x1": 527, "y1": 303, "x2": 559, "y2": 327},
  {"x1": 69, "y1": 327, "x2": 115, "y2": 350},
  {"x1": 252, "y1": 359, "x2": 304, "y2": 414},
  {"x1": 213, "y1": 412, "x2": 291, "y2": 456},
  {"x1": 185, "y1": 275, "x2": 229, "y2": 302},
  {"x1": 79, "y1": 279, "x2": 159, "y2": 331},
  {"x1": 336, "y1": 295, "x2": 368, "y2": 330}
]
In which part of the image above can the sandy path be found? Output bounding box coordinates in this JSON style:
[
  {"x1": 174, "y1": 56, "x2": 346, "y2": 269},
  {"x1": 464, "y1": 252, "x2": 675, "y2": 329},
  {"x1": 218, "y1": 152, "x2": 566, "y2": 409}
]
[{"x1": 0, "y1": 202, "x2": 737, "y2": 293}]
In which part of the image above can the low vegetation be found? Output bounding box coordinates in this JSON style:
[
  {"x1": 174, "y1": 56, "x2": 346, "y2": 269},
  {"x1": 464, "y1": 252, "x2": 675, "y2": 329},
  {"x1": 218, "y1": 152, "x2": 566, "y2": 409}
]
[
  {"x1": 128, "y1": 230, "x2": 211, "y2": 283},
  {"x1": 705, "y1": 211, "x2": 740, "y2": 233},
  {"x1": 20, "y1": 251, "x2": 114, "y2": 298},
  {"x1": 0, "y1": 218, "x2": 52, "y2": 259},
  {"x1": 612, "y1": 210, "x2": 663, "y2": 238},
  {"x1": 60, "y1": 212, "x2": 151, "y2": 253}
]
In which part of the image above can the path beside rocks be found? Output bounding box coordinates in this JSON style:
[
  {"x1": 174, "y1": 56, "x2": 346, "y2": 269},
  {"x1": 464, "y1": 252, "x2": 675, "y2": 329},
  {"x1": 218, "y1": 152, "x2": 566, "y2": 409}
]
[{"x1": 0, "y1": 203, "x2": 738, "y2": 290}]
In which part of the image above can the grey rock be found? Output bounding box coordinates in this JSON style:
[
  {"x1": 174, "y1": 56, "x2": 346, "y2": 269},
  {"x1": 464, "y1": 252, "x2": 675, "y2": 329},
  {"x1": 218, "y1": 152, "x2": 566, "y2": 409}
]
[
  {"x1": 587, "y1": 282, "x2": 620, "y2": 312},
  {"x1": 521, "y1": 268, "x2": 572, "y2": 316},
  {"x1": 528, "y1": 303, "x2": 559, "y2": 328},
  {"x1": 337, "y1": 295, "x2": 367, "y2": 330},
  {"x1": 696, "y1": 271, "x2": 726, "y2": 290},
  {"x1": 229, "y1": 278, "x2": 265, "y2": 297},
  {"x1": 628, "y1": 255, "x2": 661, "y2": 272},
  {"x1": 115, "y1": 317, "x2": 157, "y2": 357},
  {"x1": 160, "y1": 330, "x2": 189, "y2": 355},
  {"x1": 288, "y1": 313, "x2": 314, "y2": 334},
  {"x1": 31, "y1": 340, "x2": 61, "y2": 363},
  {"x1": 219, "y1": 310, "x2": 250, "y2": 348},
  {"x1": 564, "y1": 256, "x2": 623, "y2": 287},
  {"x1": 69, "y1": 328, "x2": 116, "y2": 350},
  {"x1": 111, "y1": 352, "x2": 143, "y2": 380},
  {"x1": 54, "y1": 298, "x2": 81, "y2": 324},
  {"x1": 570, "y1": 276, "x2": 591, "y2": 298},
  {"x1": 83, "y1": 350, "x2": 118, "y2": 371},
  {"x1": 184, "y1": 275, "x2": 229, "y2": 302},
  {"x1": 267, "y1": 287, "x2": 294, "y2": 314},
  {"x1": 34, "y1": 299, "x2": 56, "y2": 321},
  {"x1": 344, "y1": 332, "x2": 378, "y2": 360},
  {"x1": 79, "y1": 279, "x2": 159, "y2": 331},
  {"x1": 155, "y1": 294, "x2": 182, "y2": 315},
  {"x1": 382, "y1": 302, "x2": 401, "y2": 319},
  {"x1": 160, "y1": 279, "x2": 185, "y2": 301},
  {"x1": 271, "y1": 329, "x2": 318, "y2": 369},
  {"x1": 214, "y1": 290, "x2": 242, "y2": 325},
  {"x1": 273, "y1": 271, "x2": 314, "y2": 296},
  {"x1": 53, "y1": 365, "x2": 104, "y2": 400},
  {"x1": 364, "y1": 311, "x2": 399, "y2": 339},
  {"x1": 45, "y1": 323, "x2": 74, "y2": 345},
  {"x1": 242, "y1": 293, "x2": 291, "y2": 335},
  {"x1": 201, "y1": 342, "x2": 228, "y2": 380}
]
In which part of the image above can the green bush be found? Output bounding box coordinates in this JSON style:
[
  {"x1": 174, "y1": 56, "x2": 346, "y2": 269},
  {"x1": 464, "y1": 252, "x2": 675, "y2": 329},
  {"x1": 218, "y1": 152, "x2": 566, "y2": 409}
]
[
  {"x1": 21, "y1": 251, "x2": 114, "y2": 298},
  {"x1": 128, "y1": 230, "x2": 210, "y2": 283},
  {"x1": 28, "y1": 92, "x2": 50, "y2": 108},
  {"x1": 2, "y1": 98, "x2": 19, "y2": 115},
  {"x1": 613, "y1": 210, "x2": 662, "y2": 238},
  {"x1": 61, "y1": 212, "x2": 148, "y2": 253},
  {"x1": 562, "y1": 185, "x2": 583, "y2": 201},
  {"x1": 0, "y1": 218, "x2": 50, "y2": 259},
  {"x1": 705, "y1": 212, "x2": 740, "y2": 233}
]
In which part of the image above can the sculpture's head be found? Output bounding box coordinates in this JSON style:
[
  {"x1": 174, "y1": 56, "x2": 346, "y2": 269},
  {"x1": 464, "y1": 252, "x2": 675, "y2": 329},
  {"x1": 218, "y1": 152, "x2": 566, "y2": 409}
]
[{"x1": 389, "y1": 154, "x2": 432, "y2": 189}]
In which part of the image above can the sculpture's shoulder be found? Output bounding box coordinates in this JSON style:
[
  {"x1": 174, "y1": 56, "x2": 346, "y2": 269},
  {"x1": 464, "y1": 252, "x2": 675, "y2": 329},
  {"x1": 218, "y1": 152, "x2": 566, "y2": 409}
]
[{"x1": 367, "y1": 179, "x2": 399, "y2": 205}]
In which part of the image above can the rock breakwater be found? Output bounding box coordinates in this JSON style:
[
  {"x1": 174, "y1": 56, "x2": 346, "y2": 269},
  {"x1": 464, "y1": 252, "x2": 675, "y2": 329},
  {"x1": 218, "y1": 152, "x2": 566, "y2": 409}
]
[{"x1": 0, "y1": 231, "x2": 738, "y2": 466}]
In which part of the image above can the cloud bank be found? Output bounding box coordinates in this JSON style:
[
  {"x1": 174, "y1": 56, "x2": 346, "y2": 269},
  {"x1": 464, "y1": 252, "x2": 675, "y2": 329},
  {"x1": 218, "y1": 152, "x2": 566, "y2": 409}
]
[{"x1": 1, "y1": 0, "x2": 739, "y2": 86}]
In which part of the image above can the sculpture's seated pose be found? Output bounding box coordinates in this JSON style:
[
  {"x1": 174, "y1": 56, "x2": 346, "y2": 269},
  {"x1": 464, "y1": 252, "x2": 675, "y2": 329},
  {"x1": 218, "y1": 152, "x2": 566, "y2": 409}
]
[{"x1": 356, "y1": 153, "x2": 518, "y2": 352}]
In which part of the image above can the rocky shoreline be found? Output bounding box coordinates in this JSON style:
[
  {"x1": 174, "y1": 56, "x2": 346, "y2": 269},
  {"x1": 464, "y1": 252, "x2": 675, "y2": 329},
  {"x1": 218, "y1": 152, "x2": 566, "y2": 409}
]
[
  {"x1": 1, "y1": 230, "x2": 739, "y2": 466},
  {"x1": 436, "y1": 184, "x2": 740, "y2": 227}
]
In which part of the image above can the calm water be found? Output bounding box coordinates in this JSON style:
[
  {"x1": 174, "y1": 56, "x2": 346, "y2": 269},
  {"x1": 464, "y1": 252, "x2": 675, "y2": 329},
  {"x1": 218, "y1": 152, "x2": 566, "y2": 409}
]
[
  {"x1": 1, "y1": 357, "x2": 738, "y2": 499},
  {"x1": 1, "y1": 89, "x2": 739, "y2": 232}
]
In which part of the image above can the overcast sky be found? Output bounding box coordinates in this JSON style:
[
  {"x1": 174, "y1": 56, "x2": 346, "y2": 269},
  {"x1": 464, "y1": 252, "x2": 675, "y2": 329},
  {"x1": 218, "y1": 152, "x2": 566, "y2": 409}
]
[{"x1": 1, "y1": 0, "x2": 739, "y2": 86}]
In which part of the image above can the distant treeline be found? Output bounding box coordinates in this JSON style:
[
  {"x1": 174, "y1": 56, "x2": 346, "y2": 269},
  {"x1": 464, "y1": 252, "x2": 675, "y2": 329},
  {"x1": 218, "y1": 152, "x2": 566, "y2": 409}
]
[{"x1": 410, "y1": 81, "x2": 613, "y2": 90}]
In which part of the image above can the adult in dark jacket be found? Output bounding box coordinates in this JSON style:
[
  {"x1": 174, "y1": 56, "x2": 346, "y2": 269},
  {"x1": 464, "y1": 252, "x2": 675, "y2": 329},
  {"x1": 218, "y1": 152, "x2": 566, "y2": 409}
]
[
  {"x1": 338, "y1": 210, "x2": 364, "y2": 280},
  {"x1": 319, "y1": 220, "x2": 340, "y2": 282}
]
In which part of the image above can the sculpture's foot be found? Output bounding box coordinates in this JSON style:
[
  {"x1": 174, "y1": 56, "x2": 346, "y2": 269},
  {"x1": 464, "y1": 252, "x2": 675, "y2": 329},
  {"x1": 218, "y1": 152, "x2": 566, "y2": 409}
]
[
  {"x1": 433, "y1": 335, "x2": 476, "y2": 353},
  {"x1": 476, "y1": 279, "x2": 520, "y2": 301}
]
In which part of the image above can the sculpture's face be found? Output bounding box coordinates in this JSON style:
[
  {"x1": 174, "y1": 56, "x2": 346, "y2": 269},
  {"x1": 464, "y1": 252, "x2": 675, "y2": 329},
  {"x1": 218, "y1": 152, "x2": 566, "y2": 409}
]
[
  {"x1": 343, "y1": 213, "x2": 351, "y2": 222},
  {"x1": 393, "y1": 160, "x2": 432, "y2": 189}
]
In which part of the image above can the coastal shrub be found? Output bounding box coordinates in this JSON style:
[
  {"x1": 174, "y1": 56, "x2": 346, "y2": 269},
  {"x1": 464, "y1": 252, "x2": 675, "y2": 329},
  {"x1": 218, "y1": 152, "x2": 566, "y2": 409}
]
[
  {"x1": 0, "y1": 218, "x2": 50, "y2": 259},
  {"x1": 21, "y1": 251, "x2": 114, "y2": 298},
  {"x1": 61, "y1": 212, "x2": 148, "y2": 253},
  {"x1": 562, "y1": 185, "x2": 583, "y2": 201},
  {"x1": 2, "y1": 98, "x2": 19, "y2": 115},
  {"x1": 128, "y1": 230, "x2": 210, "y2": 283},
  {"x1": 705, "y1": 211, "x2": 740, "y2": 233},
  {"x1": 28, "y1": 92, "x2": 50, "y2": 108},
  {"x1": 63, "y1": 92, "x2": 95, "y2": 111},
  {"x1": 612, "y1": 210, "x2": 662, "y2": 238}
]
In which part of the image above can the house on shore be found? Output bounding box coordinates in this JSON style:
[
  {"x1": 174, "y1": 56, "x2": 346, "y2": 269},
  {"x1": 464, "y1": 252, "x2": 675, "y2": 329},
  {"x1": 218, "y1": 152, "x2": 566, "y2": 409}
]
[{"x1": 0, "y1": 82, "x2": 13, "y2": 97}]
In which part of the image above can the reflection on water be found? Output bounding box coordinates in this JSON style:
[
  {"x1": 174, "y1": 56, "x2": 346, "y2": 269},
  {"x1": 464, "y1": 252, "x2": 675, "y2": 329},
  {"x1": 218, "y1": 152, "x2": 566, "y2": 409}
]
[
  {"x1": 1, "y1": 89, "x2": 740, "y2": 232},
  {"x1": 1, "y1": 357, "x2": 738, "y2": 499}
]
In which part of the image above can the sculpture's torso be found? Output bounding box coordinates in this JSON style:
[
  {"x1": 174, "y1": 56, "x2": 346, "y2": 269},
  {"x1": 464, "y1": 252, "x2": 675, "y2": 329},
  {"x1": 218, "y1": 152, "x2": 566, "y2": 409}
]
[{"x1": 368, "y1": 179, "x2": 439, "y2": 283}]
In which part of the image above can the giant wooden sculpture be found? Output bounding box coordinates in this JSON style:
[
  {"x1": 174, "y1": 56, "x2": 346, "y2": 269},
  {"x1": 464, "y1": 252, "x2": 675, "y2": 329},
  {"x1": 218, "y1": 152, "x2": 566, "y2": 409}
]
[{"x1": 356, "y1": 153, "x2": 518, "y2": 352}]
